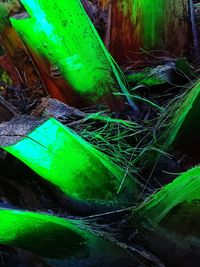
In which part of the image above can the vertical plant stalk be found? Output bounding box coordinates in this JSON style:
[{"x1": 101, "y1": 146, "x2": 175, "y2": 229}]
[
  {"x1": 11, "y1": 13, "x2": 86, "y2": 107},
  {"x1": 11, "y1": 0, "x2": 137, "y2": 110},
  {"x1": 0, "y1": 3, "x2": 82, "y2": 105},
  {"x1": 105, "y1": 0, "x2": 193, "y2": 65}
]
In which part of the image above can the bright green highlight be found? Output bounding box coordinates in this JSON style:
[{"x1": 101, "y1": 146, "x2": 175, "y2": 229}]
[
  {"x1": 118, "y1": 0, "x2": 185, "y2": 50},
  {"x1": 2, "y1": 118, "x2": 136, "y2": 206},
  {"x1": 116, "y1": 0, "x2": 163, "y2": 49},
  {"x1": 0, "y1": 208, "x2": 90, "y2": 257},
  {"x1": 132, "y1": 0, "x2": 163, "y2": 48},
  {"x1": 127, "y1": 67, "x2": 167, "y2": 87},
  {"x1": 135, "y1": 166, "x2": 200, "y2": 225},
  {"x1": 164, "y1": 81, "x2": 200, "y2": 149},
  {"x1": 11, "y1": 0, "x2": 130, "y2": 103},
  {"x1": 0, "y1": 208, "x2": 135, "y2": 264}
]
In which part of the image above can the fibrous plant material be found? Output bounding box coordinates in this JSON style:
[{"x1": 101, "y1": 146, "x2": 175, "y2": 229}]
[
  {"x1": 0, "y1": 116, "x2": 137, "y2": 213},
  {"x1": 11, "y1": 0, "x2": 136, "y2": 110},
  {"x1": 162, "y1": 80, "x2": 200, "y2": 157},
  {"x1": 133, "y1": 78, "x2": 200, "y2": 180},
  {"x1": 135, "y1": 166, "x2": 200, "y2": 224},
  {"x1": 1, "y1": 1, "x2": 200, "y2": 266},
  {"x1": 104, "y1": 0, "x2": 194, "y2": 65},
  {"x1": 133, "y1": 166, "x2": 200, "y2": 266}
]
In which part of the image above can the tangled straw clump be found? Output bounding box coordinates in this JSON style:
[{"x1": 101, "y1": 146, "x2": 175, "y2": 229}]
[{"x1": 64, "y1": 76, "x2": 197, "y2": 200}]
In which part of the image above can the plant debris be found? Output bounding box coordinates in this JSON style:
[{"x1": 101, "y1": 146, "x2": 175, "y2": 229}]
[{"x1": 0, "y1": 1, "x2": 200, "y2": 267}]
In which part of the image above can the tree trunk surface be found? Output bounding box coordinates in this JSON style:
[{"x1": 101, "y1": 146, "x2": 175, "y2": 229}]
[{"x1": 105, "y1": 0, "x2": 194, "y2": 65}]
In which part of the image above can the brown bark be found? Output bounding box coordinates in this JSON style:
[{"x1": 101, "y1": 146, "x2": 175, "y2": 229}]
[
  {"x1": 0, "y1": 53, "x2": 20, "y2": 85},
  {"x1": 0, "y1": 26, "x2": 45, "y2": 90},
  {"x1": 103, "y1": 0, "x2": 194, "y2": 66}
]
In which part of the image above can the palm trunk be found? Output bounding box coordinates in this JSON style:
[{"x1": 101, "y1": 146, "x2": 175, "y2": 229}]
[{"x1": 104, "y1": 0, "x2": 194, "y2": 65}]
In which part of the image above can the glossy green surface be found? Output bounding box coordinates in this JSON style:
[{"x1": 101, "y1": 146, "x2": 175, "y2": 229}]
[
  {"x1": 0, "y1": 208, "x2": 135, "y2": 266},
  {"x1": 11, "y1": 0, "x2": 131, "y2": 104},
  {"x1": 2, "y1": 118, "x2": 136, "y2": 207},
  {"x1": 0, "y1": 208, "x2": 88, "y2": 257}
]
